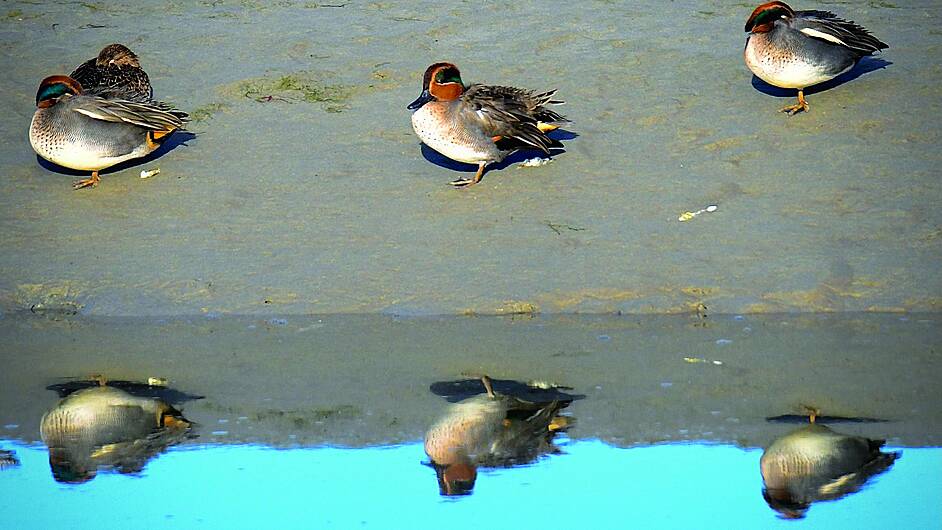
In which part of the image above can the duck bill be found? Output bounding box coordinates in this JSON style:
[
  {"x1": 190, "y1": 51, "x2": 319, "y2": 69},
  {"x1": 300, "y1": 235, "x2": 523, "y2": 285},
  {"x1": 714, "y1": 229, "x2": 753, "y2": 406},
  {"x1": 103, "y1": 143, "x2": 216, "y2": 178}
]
[{"x1": 407, "y1": 90, "x2": 433, "y2": 110}]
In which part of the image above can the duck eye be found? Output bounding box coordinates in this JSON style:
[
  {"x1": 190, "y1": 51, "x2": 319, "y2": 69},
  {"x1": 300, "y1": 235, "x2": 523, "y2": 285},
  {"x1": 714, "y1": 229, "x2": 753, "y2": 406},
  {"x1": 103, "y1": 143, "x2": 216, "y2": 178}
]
[{"x1": 435, "y1": 68, "x2": 461, "y2": 84}]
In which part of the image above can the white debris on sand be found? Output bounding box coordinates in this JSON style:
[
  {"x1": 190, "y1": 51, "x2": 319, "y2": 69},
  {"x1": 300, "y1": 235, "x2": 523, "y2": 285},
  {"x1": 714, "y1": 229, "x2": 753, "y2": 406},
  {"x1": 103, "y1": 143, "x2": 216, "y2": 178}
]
[{"x1": 518, "y1": 157, "x2": 552, "y2": 168}]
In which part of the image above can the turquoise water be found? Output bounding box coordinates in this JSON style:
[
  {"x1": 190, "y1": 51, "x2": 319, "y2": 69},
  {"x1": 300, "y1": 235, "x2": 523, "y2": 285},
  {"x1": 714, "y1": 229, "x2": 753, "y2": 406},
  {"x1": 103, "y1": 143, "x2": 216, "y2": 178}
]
[{"x1": 0, "y1": 439, "x2": 938, "y2": 529}]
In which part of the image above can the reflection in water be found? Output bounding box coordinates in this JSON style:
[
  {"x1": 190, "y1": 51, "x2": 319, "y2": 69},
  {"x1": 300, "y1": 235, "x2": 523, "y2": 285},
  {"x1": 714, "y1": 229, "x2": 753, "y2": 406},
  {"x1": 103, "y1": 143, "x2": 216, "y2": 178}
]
[
  {"x1": 760, "y1": 420, "x2": 900, "y2": 519},
  {"x1": 0, "y1": 449, "x2": 18, "y2": 470},
  {"x1": 0, "y1": 439, "x2": 938, "y2": 528},
  {"x1": 424, "y1": 376, "x2": 578, "y2": 496},
  {"x1": 40, "y1": 378, "x2": 199, "y2": 483}
]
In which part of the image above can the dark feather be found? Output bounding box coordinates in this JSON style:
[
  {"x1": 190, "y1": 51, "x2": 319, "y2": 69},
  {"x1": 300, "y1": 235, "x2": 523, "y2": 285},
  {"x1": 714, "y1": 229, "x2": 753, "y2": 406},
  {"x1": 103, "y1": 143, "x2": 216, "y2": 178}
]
[
  {"x1": 70, "y1": 59, "x2": 153, "y2": 102},
  {"x1": 795, "y1": 10, "x2": 888, "y2": 55},
  {"x1": 462, "y1": 84, "x2": 567, "y2": 154}
]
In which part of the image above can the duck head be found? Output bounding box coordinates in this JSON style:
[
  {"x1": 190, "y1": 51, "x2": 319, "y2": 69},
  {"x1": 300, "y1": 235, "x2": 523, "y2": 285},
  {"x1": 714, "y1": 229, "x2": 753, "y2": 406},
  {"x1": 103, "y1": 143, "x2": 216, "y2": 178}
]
[
  {"x1": 407, "y1": 62, "x2": 464, "y2": 110},
  {"x1": 434, "y1": 461, "x2": 477, "y2": 496},
  {"x1": 35, "y1": 75, "x2": 82, "y2": 108},
  {"x1": 745, "y1": 1, "x2": 795, "y2": 33},
  {"x1": 95, "y1": 43, "x2": 141, "y2": 68}
]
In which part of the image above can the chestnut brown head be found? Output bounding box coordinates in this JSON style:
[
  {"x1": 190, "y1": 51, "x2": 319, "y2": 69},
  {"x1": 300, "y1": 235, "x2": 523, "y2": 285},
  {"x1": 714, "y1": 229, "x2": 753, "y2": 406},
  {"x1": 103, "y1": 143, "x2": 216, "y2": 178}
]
[
  {"x1": 745, "y1": 1, "x2": 795, "y2": 33},
  {"x1": 95, "y1": 43, "x2": 141, "y2": 68},
  {"x1": 35, "y1": 75, "x2": 82, "y2": 108},
  {"x1": 407, "y1": 62, "x2": 465, "y2": 110}
]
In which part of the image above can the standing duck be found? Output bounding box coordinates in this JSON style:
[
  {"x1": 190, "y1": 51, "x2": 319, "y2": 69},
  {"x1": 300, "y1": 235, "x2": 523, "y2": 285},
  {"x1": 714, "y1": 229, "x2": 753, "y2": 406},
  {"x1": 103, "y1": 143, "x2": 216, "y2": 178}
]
[
  {"x1": 408, "y1": 62, "x2": 567, "y2": 187},
  {"x1": 760, "y1": 414, "x2": 899, "y2": 518},
  {"x1": 744, "y1": 2, "x2": 887, "y2": 115},
  {"x1": 423, "y1": 376, "x2": 573, "y2": 495},
  {"x1": 70, "y1": 43, "x2": 153, "y2": 101},
  {"x1": 29, "y1": 75, "x2": 188, "y2": 189}
]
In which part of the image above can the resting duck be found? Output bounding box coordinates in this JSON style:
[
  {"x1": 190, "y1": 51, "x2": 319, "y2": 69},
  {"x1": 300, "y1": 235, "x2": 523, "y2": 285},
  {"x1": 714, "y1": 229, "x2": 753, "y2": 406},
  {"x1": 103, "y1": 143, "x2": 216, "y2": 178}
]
[
  {"x1": 744, "y1": 2, "x2": 887, "y2": 114},
  {"x1": 70, "y1": 43, "x2": 153, "y2": 102},
  {"x1": 408, "y1": 62, "x2": 568, "y2": 187},
  {"x1": 424, "y1": 376, "x2": 572, "y2": 495},
  {"x1": 760, "y1": 413, "x2": 899, "y2": 518},
  {"x1": 29, "y1": 75, "x2": 187, "y2": 189}
]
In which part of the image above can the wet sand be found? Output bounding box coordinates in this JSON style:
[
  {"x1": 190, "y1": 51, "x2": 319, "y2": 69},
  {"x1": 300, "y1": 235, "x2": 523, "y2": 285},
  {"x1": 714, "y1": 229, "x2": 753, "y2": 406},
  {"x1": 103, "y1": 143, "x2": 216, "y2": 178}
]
[
  {"x1": 1, "y1": 313, "x2": 939, "y2": 448},
  {"x1": 0, "y1": 1, "x2": 940, "y2": 316}
]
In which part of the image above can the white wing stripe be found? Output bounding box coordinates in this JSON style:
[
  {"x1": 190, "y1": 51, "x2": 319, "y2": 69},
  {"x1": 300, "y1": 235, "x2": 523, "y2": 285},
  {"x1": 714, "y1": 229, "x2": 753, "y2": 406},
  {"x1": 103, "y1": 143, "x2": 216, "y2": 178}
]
[
  {"x1": 73, "y1": 108, "x2": 112, "y2": 121},
  {"x1": 800, "y1": 27, "x2": 847, "y2": 46}
]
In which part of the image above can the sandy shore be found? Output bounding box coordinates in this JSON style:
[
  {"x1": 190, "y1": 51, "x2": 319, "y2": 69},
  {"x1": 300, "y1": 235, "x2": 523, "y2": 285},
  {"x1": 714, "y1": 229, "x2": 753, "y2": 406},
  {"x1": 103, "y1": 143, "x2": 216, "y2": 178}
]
[{"x1": 0, "y1": 1, "x2": 939, "y2": 316}]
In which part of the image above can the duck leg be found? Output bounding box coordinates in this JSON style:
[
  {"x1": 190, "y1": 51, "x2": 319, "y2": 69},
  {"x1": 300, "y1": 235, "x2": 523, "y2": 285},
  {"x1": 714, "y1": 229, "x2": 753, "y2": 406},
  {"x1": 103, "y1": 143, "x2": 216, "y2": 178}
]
[
  {"x1": 801, "y1": 404, "x2": 820, "y2": 424},
  {"x1": 72, "y1": 171, "x2": 100, "y2": 190},
  {"x1": 481, "y1": 375, "x2": 496, "y2": 398},
  {"x1": 779, "y1": 90, "x2": 809, "y2": 116},
  {"x1": 450, "y1": 163, "x2": 486, "y2": 188}
]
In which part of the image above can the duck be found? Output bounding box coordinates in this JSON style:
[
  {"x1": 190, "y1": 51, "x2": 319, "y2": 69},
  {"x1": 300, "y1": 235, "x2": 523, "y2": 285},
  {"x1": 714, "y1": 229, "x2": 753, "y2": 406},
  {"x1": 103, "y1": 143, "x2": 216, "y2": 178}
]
[
  {"x1": 70, "y1": 43, "x2": 152, "y2": 101},
  {"x1": 760, "y1": 412, "x2": 899, "y2": 518},
  {"x1": 423, "y1": 376, "x2": 572, "y2": 495},
  {"x1": 744, "y1": 1, "x2": 887, "y2": 115},
  {"x1": 40, "y1": 380, "x2": 191, "y2": 483},
  {"x1": 407, "y1": 62, "x2": 567, "y2": 187},
  {"x1": 28, "y1": 75, "x2": 188, "y2": 189}
]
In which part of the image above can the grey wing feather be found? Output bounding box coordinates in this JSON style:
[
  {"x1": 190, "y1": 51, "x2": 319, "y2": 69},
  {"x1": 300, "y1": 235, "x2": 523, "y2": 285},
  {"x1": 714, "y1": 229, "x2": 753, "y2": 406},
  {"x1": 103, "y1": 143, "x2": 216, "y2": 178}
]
[
  {"x1": 72, "y1": 95, "x2": 188, "y2": 130},
  {"x1": 462, "y1": 84, "x2": 566, "y2": 154},
  {"x1": 794, "y1": 10, "x2": 888, "y2": 55}
]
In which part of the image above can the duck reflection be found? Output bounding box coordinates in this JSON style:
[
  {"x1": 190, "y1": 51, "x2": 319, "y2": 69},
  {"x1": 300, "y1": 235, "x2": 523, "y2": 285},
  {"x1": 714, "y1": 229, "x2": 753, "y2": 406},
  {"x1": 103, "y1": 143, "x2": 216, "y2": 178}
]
[
  {"x1": 760, "y1": 411, "x2": 900, "y2": 519},
  {"x1": 424, "y1": 376, "x2": 580, "y2": 496},
  {"x1": 40, "y1": 377, "x2": 201, "y2": 483},
  {"x1": 0, "y1": 449, "x2": 19, "y2": 470}
]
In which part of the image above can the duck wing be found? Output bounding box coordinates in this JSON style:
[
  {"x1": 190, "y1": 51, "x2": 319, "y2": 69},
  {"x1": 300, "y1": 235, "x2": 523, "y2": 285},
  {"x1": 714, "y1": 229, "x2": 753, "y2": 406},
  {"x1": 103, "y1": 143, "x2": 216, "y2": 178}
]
[
  {"x1": 792, "y1": 10, "x2": 888, "y2": 56},
  {"x1": 70, "y1": 94, "x2": 188, "y2": 131},
  {"x1": 462, "y1": 84, "x2": 566, "y2": 154}
]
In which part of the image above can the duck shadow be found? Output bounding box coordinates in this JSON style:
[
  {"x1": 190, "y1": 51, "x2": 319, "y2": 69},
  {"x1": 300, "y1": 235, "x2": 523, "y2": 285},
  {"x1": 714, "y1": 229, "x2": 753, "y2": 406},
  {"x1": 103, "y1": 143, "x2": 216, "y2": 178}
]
[
  {"x1": 751, "y1": 56, "x2": 891, "y2": 98},
  {"x1": 419, "y1": 128, "x2": 578, "y2": 175},
  {"x1": 36, "y1": 130, "x2": 196, "y2": 177},
  {"x1": 47, "y1": 379, "x2": 204, "y2": 404},
  {"x1": 429, "y1": 377, "x2": 586, "y2": 403},
  {"x1": 766, "y1": 413, "x2": 889, "y2": 424}
]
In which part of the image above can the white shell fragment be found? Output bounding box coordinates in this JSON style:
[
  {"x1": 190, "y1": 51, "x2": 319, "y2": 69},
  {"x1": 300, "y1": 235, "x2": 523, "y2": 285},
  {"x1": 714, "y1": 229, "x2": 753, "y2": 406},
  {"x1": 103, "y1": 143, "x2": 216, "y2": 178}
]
[
  {"x1": 140, "y1": 168, "x2": 161, "y2": 179},
  {"x1": 678, "y1": 204, "x2": 719, "y2": 222},
  {"x1": 684, "y1": 357, "x2": 724, "y2": 366},
  {"x1": 518, "y1": 157, "x2": 552, "y2": 168}
]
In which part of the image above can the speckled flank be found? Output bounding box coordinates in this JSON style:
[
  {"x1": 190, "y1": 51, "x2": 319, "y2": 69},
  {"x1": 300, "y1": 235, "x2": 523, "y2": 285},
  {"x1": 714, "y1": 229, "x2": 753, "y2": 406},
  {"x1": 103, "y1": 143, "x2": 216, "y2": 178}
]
[
  {"x1": 745, "y1": 33, "x2": 838, "y2": 89},
  {"x1": 29, "y1": 107, "x2": 154, "y2": 171},
  {"x1": 411, "y1": 101, "x2": 499, "y2": 165},
  {"x1": 424, "y1": 397, "x2": 501, "y2": 463}
]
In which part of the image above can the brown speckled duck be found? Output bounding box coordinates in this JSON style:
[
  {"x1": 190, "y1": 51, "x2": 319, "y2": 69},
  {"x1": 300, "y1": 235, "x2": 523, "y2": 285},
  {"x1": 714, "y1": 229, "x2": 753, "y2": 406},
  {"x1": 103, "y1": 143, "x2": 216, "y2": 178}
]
[{"x1": 70, "y1": 43, "x2": 153, "y2": 102}]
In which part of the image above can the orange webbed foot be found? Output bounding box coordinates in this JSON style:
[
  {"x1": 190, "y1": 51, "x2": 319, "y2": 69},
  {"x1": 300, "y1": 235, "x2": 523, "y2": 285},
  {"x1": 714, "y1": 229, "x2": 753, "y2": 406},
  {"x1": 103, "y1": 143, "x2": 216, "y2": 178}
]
[{"x1": 72, "y1": 171, "x2": 100, "y2": 190}]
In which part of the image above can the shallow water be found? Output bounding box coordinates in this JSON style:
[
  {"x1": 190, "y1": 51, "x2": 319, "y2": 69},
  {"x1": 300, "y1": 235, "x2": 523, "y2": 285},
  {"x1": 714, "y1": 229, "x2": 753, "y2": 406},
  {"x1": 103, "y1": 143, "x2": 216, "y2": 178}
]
[
  {"x1": 1, "y1": 439, "x2": 938, "y2": 529},
  {"x1": 0, "y1": 313, "x2": 939, "y2": 527}
]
